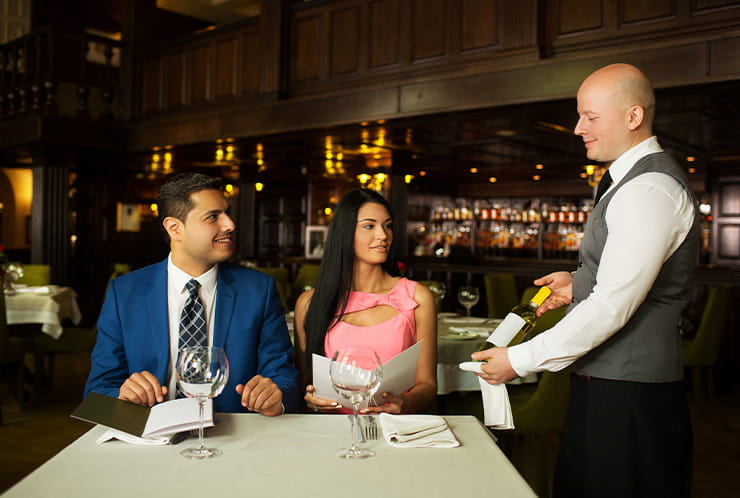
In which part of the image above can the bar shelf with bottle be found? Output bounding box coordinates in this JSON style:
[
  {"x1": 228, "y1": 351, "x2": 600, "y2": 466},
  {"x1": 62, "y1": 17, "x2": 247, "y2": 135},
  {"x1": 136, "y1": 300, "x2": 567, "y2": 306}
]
[{"x1": 408, "y1": 196, "x2": 593, "y2": 261}]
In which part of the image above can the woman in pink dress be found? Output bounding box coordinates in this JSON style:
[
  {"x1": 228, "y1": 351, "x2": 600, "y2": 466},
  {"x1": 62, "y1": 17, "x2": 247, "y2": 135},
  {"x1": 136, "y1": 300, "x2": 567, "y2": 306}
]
[{"x1": 293, "y1": 188, "x2": 437, "y2": 414}]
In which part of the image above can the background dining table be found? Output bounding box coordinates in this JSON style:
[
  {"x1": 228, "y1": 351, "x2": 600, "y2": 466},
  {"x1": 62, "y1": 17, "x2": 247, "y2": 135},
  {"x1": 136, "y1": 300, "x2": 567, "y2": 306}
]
[
  {"x1": 2, "y1": 413, "x2": 536, "y2": 498},
  {"x1": 4, "y1": 285, "x2": 82, "y2": 339}
]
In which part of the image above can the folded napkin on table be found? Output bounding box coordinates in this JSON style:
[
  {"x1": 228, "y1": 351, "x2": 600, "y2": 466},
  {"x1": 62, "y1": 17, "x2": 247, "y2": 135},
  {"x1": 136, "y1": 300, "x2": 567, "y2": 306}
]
[
  {"x1": 459, "y1": 362, "x2": 515, "y2": 430},
  {"x1": 379, "y1": 413, "x2": 460, "y2": 448},
  {"x1": 96, "y1": 428, "x2": 176, "y2": 446}
]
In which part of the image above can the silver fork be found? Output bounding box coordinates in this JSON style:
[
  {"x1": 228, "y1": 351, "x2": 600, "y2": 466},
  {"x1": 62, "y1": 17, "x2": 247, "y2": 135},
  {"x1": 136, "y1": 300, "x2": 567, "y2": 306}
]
[{"x1": 362, "y1": 416, "x2": 379, "y2": 440}]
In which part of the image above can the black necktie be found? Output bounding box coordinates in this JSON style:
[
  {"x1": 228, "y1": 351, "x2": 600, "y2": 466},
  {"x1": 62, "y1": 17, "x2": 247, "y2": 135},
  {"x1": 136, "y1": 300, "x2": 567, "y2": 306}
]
[
  {"x1": 594, "y1": 170, "x2": 613, "y2": 205},
  {"x1": 176, "y1": 279, "x2": 207, "y2": 398}
]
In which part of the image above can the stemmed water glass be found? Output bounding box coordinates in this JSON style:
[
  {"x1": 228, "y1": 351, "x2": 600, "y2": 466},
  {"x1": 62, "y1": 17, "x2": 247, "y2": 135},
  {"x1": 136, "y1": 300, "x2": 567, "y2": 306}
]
[
  {"x1": 176, "y1": 346, "x2": 229, "y2": 459},
  {"x1": 427, "y1": 282, "x2": 447, "y2": 312},
  {"x1": 329, "y1": 347, "x2": 382, "y2": 459},
  {"x1": 457, "y1": 286, "x2": 480, "y2": 317}
]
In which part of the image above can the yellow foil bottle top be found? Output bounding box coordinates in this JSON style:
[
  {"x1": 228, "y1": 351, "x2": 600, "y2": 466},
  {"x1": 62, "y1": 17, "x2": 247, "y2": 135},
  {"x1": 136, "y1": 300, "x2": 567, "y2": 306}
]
[{"x1": 530, "y1": 286, "x2": 552, "y2": 306}]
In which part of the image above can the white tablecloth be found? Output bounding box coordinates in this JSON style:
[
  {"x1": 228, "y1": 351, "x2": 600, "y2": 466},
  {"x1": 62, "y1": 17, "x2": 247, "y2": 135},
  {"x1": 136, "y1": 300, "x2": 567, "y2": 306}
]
[
  {"x1": 5, "y1": 286, "x2": 82, "y2": 339},
  {"x1": 4, "y1": 413, "x2": 535, "y2": 498}
]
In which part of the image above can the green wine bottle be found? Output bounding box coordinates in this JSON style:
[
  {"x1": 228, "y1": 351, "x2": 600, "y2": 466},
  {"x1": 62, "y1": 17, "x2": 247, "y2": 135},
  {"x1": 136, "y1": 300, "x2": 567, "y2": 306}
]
[{"x1": 477, "y1": 286, "x2": 552, "y2": 351}]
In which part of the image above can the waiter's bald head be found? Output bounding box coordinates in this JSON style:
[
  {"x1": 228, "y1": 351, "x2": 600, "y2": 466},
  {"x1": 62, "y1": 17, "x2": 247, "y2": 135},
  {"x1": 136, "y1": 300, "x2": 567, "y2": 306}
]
[{"x1": 581, "y1": 63, "x2": 655, "y2": 130}]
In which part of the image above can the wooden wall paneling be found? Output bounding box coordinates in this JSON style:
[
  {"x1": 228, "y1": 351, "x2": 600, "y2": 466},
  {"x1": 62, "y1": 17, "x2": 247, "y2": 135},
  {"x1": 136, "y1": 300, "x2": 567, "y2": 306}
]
[
  {"x1": 190, "y1": 43, "x2": 210, "y2": 104},
  {"x1": 369, "y1": 0, "x2": 402, "y2": 69},
  {"x1": 215, "y1": 35, "x2": 237, "y2": 98},
  {"x1": 329, "y1": 3, "x2": 362, "y2": 77},
  {"x1": 141, "y1": 56, "x2": 161, "y2": 114},
  {"x1": 555, "y1": 0, "x2": 606, "y2": 36},
  {"x1": 693, "y1": 0, "x2": 740, "y2": 13},
  {"x1": 619, "y1": 0, "x2": 676, "y2": 26},
  {"x1": 498, "y1": 0, "x2": 538, "y2": 51},
  {"x1": 710, "y1": 36, "x2": 740, "y2": 76},
  {"x1": 281, "y1": 191, "x2": 307, "y2": 257},
  {"x1": 165, "y1": 50, "x2": 184, "y2": 109},
  {"x1": 712, "y1": 177, "x2": 740, "y2": 265},
  {"x1": 410, "y1": 0, "x2": 448, "y2": 62},
  {"x1": 242, "y1": 30, "x2": 261, "y2": 95},
  {"x1": 258, "y1": 194, "x2": 283, "y2": 256},
  {"x1": 460, "y1": 0, "x2": 499, "y2": 52},
  {"x1": 292, "y1": 12, "x2": 323, "y2": 83}
]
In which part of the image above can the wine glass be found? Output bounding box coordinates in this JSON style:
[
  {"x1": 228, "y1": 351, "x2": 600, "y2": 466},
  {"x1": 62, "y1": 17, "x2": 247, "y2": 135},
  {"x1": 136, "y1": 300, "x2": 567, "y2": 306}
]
[
  {"x1": 457, "y1": 286, "x2": 480, "y2": 317},
  {"x1": 329, "y1": 348, "x2": 382, "y2": 459},
  {"x1": 176, "y1": 346, "x2": 229, "y2": 459}
]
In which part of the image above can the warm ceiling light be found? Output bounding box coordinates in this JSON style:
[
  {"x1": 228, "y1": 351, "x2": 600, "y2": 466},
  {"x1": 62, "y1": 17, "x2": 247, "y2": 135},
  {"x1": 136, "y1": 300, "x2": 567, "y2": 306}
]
[
  {"x1": 686, "y1": 156, "x2": 696, "y2": 162},
  {"x1": 419, "y1": 170, "x2": 426, "y2": 176},
  {"x1": 404, "y1": 174, "x2": 414, "y2": 184},
  {"x1": 535, "y1": 163, "x2": 544, "y2": 170},
  {"x1": 688, "y1": 167, "x2": 696, "y2": 174},
  {"x1": 580, "y1": 172, "x2": 587, "y2": 178},
  {"x1": 470, "y1": 167, "x2": 478, "y2": 173},
  {"x1": 533, "y1": 175, "x2": 541, "y2": 181},
  {"x1": 585, "y1": 164, "x2": 595, "y2": 175},
  {"x1": 255, "y1": 182, "x2": 264, "y2": 192},
  {"x1": 489, "y1": 177, "x2": 497, "y2": 183},
  {"x1": 224, "y1": 184, "x2": 234, "y2": 194},
  {"x1": 357, "y1": 173, "x2": 371, "y2": 184}
]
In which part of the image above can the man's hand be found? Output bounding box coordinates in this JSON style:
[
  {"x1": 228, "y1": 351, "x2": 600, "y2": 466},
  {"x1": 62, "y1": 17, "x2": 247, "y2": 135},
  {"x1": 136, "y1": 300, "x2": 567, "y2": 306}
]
[
  {"x1": 118, "y1": 371, "x2": 167, "y2": 406},
  {"x1": 470, "y1": 347, "x2": 518, "y2": 385},
  {"x1": 236, "y1": 375, "x2": 283, "y2": 416},
  {"x1": 533, "y1": 271, "x2": 574, "y2": 316}
]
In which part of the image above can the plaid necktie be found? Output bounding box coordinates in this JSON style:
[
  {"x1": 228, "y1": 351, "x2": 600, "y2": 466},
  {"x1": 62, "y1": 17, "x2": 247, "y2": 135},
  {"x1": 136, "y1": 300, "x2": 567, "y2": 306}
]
[
  {"x1": 176, "y1": 279, "x2": 207, "y2": 398},
  {"x1": 594, "y1": 170, "x2": 613, "y2": 205}
]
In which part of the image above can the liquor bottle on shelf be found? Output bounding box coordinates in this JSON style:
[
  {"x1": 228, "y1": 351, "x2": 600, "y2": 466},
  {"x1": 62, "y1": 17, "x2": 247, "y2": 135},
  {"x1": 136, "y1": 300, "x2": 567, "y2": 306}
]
[{"x1": 476, "y1": 286, "x2": 552, "y2": 351}]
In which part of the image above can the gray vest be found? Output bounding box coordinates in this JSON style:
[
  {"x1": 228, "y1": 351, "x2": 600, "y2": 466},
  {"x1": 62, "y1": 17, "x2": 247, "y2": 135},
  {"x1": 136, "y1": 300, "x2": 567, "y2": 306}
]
[{"x1": 570, "y1": 152, "x2": 700, "y2": 383}]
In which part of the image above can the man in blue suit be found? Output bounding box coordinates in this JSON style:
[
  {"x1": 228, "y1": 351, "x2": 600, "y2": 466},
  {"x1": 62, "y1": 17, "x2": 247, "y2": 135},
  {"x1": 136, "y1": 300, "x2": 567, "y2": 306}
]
[{"x1": 84, "y1": 173, "x2": 299, "y2": 414}]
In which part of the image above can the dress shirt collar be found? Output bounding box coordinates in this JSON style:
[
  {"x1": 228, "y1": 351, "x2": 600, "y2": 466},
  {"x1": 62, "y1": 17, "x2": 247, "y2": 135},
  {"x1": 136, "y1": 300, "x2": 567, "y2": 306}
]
[
  {"x1": 607, "y1": 136, "x2": 663, "y2": 186},
  {"x1": 167, "y1": 254, "x2": 218, "y2": 295}
]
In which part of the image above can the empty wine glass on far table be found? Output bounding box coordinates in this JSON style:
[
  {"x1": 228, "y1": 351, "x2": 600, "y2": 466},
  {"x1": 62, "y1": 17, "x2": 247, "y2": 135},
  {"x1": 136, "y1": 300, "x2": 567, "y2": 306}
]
[
  {"x1": 457, "y1": 286, "x2": 480, "y2": 317},
  {"x1": 330, "y1": 347, "x2": 382, "y2": 459},
  {"x1": 176, "y1": 346, "x2": 229, "y2": 459}
]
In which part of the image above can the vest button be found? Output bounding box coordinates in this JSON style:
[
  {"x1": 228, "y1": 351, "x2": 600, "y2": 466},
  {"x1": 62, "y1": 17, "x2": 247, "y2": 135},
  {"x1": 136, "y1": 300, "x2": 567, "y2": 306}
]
[{"x1": 578, "y1": 261, "x2": 583, "y2": 267}]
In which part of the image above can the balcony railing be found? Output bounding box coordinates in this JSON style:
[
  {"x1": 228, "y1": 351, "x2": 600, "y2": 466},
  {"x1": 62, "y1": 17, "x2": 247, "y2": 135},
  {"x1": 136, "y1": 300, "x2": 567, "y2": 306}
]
[{"x1": 0, "y1": 26, "x2": 124, "y2": 121}]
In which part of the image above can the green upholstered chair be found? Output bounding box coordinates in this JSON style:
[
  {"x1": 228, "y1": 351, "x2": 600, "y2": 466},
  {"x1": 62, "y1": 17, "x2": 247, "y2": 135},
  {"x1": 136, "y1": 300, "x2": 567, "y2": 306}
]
[
  {"x1": 484, "y1": 273, "x2": 519, "y2": 319},
  {"x1": 292, "y1": 263, "x2": 321, "y2": 296},
  {"x1": 14, "y1": 264, "x2": 51, "y2": 286},
  {"x1": 418, "y1": 280, "x2": 446, "y2": 312},
  {"x1": 255, "y1": 266, "x2": 292, "y2": 311},
  {"x1": 509, "y1": 369, "x2": 571, "y2": 497},
  {"x1": 683, "y1": 284, "x2": 732, "y2": 402}
]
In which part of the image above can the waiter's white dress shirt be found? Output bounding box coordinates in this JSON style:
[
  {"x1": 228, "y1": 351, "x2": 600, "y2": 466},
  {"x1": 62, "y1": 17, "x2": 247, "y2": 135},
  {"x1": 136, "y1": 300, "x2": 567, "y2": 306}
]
[{"x1": 508, "y1": 136, "x2": 696, "y2": 377}]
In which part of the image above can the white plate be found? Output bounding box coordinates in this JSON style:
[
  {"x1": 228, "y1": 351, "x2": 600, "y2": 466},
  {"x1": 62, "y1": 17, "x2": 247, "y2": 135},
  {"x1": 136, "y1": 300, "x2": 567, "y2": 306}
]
[
  {"x1": 442, "y1": 316, "x2": 489, "y2": 325},
  {"x1": 437, "y1": 312, "x2": 459, "y2": 318}
]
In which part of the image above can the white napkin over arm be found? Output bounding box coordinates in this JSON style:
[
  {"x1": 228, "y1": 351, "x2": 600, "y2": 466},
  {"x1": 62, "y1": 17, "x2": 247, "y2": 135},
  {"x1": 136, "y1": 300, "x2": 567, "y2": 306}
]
[
  {"x1": 379, "y1": 413, "x2": 460, "y2": 448},
  {"x1": 459, "y1": 362, "x2": 514, "y2": 430}
]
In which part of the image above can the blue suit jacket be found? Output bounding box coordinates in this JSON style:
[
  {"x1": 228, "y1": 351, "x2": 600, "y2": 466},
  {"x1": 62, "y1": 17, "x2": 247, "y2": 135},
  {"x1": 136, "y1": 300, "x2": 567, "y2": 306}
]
[{"x1": 84, "y1": 260, "x2": 299, "y2": 412}]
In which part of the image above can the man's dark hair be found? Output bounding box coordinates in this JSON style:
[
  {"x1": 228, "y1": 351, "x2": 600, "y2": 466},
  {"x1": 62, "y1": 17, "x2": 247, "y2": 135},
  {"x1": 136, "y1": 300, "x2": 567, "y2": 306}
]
[{"x1": 157, "y1": 173, "x2": 224, "y2": 223}]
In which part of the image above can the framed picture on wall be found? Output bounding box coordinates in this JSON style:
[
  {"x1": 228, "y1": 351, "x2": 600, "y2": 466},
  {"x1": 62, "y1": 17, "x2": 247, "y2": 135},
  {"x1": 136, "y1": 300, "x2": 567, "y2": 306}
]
[{"x1": 305, "y1": 225, "x2": 328, "y2": 259}]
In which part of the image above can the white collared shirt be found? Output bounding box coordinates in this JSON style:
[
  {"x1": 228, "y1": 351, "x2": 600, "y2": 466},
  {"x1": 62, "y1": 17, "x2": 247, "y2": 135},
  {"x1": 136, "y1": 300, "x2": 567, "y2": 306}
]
[
  {"x1": 508, "y1": 136, "x2": 696, "y2": 376},
  {"x1": 166, "y1": 255, "x2": 218, "y2": 399}
]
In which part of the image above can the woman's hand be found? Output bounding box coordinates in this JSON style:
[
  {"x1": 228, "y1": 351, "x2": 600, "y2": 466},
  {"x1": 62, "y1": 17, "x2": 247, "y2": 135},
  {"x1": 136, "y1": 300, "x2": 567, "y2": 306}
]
[
  {"x1": 361, "y1": 392, "x2": 406, "y2": 414},
  {"x1": 304, "y1": 385, "x2": 341, "y2": 412}
]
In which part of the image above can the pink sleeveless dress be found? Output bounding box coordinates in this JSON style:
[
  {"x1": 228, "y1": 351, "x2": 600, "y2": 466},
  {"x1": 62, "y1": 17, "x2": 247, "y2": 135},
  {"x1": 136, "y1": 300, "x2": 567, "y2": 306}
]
[{"x1": 324, "y1": 278, "x2": 419, "y2": 365}]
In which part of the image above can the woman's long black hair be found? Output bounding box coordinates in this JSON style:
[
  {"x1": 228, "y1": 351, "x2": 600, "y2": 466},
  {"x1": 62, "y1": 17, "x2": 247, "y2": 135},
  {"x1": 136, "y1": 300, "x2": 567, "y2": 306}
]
[{"x1": 303, "y1": 188, "x2": 400, "y2": 372}]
